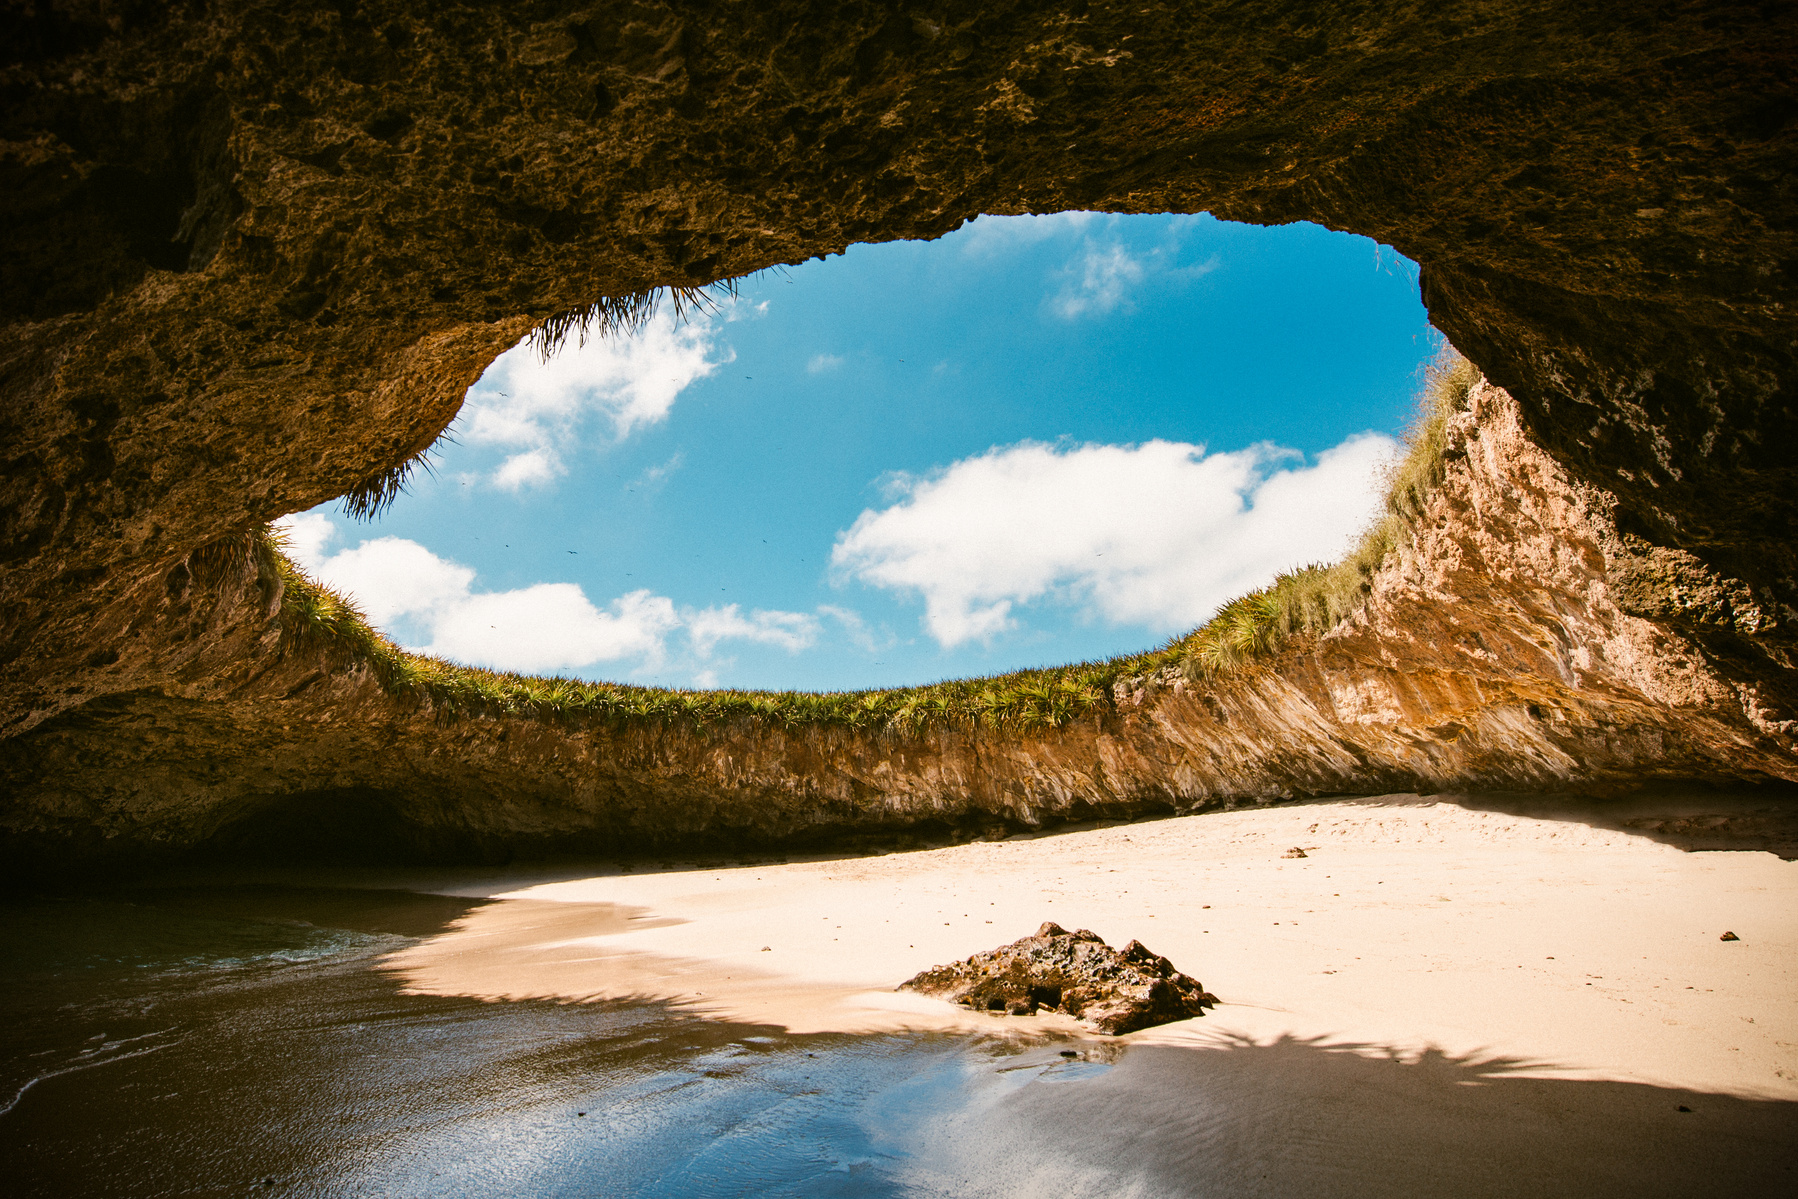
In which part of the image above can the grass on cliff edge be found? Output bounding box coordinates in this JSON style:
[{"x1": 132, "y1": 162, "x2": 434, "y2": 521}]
[{"x1": 266, "y1": 350, "x2": 1479, "y2": 736}]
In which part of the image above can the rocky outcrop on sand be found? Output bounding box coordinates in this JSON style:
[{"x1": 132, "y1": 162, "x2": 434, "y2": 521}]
[{"x1": 900, "y1": 921, "x2": 1218, "y2": 1035}]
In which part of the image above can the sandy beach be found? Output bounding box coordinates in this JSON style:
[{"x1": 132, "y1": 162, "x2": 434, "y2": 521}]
[
  {"x1": 381, "y1": 794, "x2": 1798, "y2": 1195},
  {"x1": 387, "y1": 795, "x2": 1796, "y2": 1094}
]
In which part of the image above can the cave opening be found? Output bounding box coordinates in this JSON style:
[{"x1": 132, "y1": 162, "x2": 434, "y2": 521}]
[
  {"x1": 278, "y1": 211, "x2": 1443, "y2": 695},
  {"x1": 0, "y1": 0, "x2": 1792, "y2": 876}
]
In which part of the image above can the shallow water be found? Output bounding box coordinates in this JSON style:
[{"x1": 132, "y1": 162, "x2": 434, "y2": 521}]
[
  {"x1": 3, "y1": 874, "x2": 1794, "y2": 1198},
  {"x1": 0, "y1": 884, "x2": 1110, "y2": 1198}
]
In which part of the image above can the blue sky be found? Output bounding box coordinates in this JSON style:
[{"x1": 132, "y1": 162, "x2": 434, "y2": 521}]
[{"x1": 280, "y1": 212, "x2": 1440, "y2": 691}]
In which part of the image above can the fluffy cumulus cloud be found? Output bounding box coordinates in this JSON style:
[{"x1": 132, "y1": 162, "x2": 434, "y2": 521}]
[
  {"x1": 459, "y1": 306, "x2": 732, "y2": 491},
  {"x1": 424, "y1": 586, "x2": 682, "y2": 674},
  {"x1": 831, "y1": 432, "x2": 1398, "y2": 647},
  {"x1": 274, "y1": 515, "x2": 817, "y2": 677},
  {"x1": 291, "y1": 533, "x2": 474, "y2": 627},
  {"x1": 276, "y1": 510, "x2": 339, "y2": 566}
]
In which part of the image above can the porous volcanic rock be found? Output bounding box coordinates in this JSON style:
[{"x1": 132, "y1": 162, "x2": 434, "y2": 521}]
[{"x1": 899, "y1": 921, "x2": 1218, "y2": 1035}]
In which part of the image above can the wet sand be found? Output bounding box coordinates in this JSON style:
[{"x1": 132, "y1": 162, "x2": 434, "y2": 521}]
[
  {"x1": 373, "y1": 795, "x2": 1798, "y2": 1193},
  {"x1": 6, "y1": 795, "x2": 1795, "y2": 1196}
]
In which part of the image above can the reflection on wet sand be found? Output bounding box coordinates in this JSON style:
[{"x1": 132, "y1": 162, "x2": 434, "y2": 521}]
[
  {"x1": 892, "y1": 1034, "x2": 1798, "y2": 1198},
  {"x1": 5, "y1": 792, "x2": 1797, "y2": 1197}
]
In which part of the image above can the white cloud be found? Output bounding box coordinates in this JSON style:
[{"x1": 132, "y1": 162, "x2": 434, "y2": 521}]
[
  {"x1": 948, "y1": 211, "x2": 1218, "y2": 321},
  {"x1": 686, "y1": 604, "x2": 820, "y2": 657},
  {"x1": 270, "y1": 518, "x2": 818, "y2": 677},
  {"x1": 638, "y1": 452, "x2": 684, "y2": 488},
  {"x1": 1053, "y1": 242, "x2": 1146, "y2": 318},
  {"x1": 427, "y1": 585, "x2": 680, "y2": 673},
  {"x1": 459, "y1": 306, "x2": 732, "y2": 491},
  {"x1": 490, "y1": 448, "x2": 559, "y2": 492},
  {"x1": 302, "y1": 535, "x2": 475, "y2": 627},
  {"x1": 807, "y1": 353, "x2": 844, "y2": 374},
  {"x1": 831, "y1": 432, "x2": 1398, "y2": 647},
  {"x1": 277, "y1": 510, "x2": 338, "y2": 568}
]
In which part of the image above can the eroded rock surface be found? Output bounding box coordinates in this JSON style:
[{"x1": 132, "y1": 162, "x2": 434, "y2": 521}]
[
  {"x1": 1, "y1": 3, "x2": 1795, "y2": 865},
  {"x1": 1, "y1": 381, "x2": 1795, "y2": 870},
  {"x1": 900, "y1": 921, "x2": 1218, "y2": 1034}
]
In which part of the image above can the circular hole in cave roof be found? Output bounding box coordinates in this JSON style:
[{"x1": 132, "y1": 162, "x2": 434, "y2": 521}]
[{"x1": 279, "y1": 212, "x2": 1440, "y2": 692}]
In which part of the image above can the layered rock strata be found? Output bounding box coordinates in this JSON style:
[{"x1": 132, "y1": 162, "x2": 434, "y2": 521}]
[{"x1": 2, "y1": 381, "x2": 1793, "y2": 866}]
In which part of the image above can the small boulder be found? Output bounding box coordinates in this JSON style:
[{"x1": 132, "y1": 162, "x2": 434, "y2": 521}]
[
  {"x1": 1719, "y1": 931, "x2": 1740, "y2": 941},
  {"x1": 898, "y1": 921, "x2": 1218, "y2": 1035}
]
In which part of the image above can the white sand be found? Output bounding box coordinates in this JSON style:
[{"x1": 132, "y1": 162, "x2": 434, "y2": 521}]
[{"x1": 382, "y1": 796, "x2": 1798, "y2": 1100}]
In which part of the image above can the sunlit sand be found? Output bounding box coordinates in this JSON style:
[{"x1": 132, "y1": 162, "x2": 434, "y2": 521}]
[{"x1": 385, "y1": 794, "x2": 1797, "y2": 1101}]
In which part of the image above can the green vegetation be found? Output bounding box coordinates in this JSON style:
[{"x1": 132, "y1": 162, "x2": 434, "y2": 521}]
[
  {"x1": 1092, "y1": 345, "x2": 1479, "y2": 686},
  {"x1": 337, "y1": 448, "x2": 440, "y2": 522},
  {"x1": 1210, "y1": 346, "x2": 1483, "y2": 672},
  {"x1": 267, "y1": 350, "x2": 1479, "y2": 736}
]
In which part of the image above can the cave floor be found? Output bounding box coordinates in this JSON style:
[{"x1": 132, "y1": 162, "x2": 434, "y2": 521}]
[{"x1": 4, "y1": 793, "x2": 1794, "y2": 1196}]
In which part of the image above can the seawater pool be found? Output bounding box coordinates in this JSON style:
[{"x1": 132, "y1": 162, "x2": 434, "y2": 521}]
[
  {"x1": 3, "y1": 873, "x2": 1794, "y2": 1198},
  {"x1": 0, "y1": 884, "x2": 1119, "y2": 1198}
]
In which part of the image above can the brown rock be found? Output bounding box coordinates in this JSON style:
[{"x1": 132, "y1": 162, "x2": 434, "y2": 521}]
[
  {"x1": 1720, "y1": 931, "x2": 1740, "y2": 941},
  {"x1": 1, "y1": 4, "x2": 1795, "y2": 870},
  {"x1": 899, "y1": 921, "x2": 1218, "y2": 1035}
]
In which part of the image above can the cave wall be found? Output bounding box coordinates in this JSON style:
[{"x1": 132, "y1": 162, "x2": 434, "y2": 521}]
[
  {"x1": 3, "y1": 382, "x2": 1793, "y2": 866},
  {"x1": 2, "y1": 1, "x2": 1795, "y2": 858}
]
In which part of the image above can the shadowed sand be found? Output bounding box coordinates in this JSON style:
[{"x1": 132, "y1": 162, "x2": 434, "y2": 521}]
[
  {"x1": 384, "y1": 795, "x2": 1797, "y2": 1098},
  {"x1": 369, "y1": 795, "x2": 1798, "y2": 1193},
  {"x1": 883, "y1": 1035, "x2": 1798, "y2": 1197}
]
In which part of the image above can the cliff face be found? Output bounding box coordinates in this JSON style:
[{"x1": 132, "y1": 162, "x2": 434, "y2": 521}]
[
  {"x1": 2, "y1": 2, "x2": 1795, "y2": 863},
  {"x1": 4, "y1": 382, "x2": 1792, "y2": 864}
]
